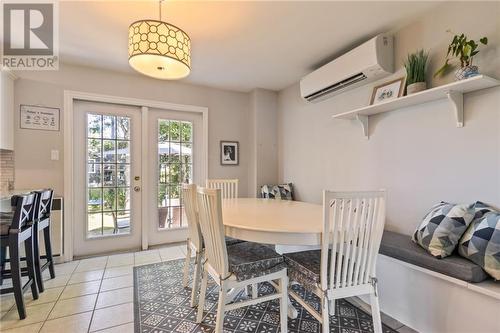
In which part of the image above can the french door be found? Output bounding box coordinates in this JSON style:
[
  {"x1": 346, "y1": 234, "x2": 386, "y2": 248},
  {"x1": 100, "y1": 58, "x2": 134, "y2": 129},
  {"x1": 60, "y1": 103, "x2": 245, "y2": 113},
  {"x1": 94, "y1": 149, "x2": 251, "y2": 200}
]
[
  {"x1": 72, "y1": 100, "x2": 204, "y2": 256},
  {"x1": 147, "y1": 108, "x2": 203, "y2": 245},
  {"x1": 73, "y1": 101, "x2": 142, "y2": 257}
]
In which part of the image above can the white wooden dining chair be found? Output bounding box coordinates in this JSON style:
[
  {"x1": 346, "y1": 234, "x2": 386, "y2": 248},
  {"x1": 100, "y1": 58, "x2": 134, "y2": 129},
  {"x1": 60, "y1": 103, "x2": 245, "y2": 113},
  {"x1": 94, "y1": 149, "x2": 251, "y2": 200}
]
[
  {"x1": 181, "y1": 183, "x2": 204, "y2": 307},
  {"x1": 206, "y1": 179, "x2": 238, "y2": 199},
  {"x1": 284, "y1": 190, "x2": 386, "y2": 333},
  {"x1": 196, "y1": 187, "x2": 288, "y2": 333}
]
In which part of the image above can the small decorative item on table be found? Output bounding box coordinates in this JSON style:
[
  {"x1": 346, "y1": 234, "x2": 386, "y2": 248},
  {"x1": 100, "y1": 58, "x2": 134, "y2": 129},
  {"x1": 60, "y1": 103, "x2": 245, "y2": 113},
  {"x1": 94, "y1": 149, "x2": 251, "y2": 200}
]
[
  {"x1": 434, "y1": 30, "x2": 488, "y2": 81},
  {"x1": 404, "y1": 49, "x2": 428, "y2": 94},
  {"x1": 220, "y1": 141, "x2": 239, "y2": 165},
  {"x1": 370, "y1": 77, "x2": 406, "y2": 105}
]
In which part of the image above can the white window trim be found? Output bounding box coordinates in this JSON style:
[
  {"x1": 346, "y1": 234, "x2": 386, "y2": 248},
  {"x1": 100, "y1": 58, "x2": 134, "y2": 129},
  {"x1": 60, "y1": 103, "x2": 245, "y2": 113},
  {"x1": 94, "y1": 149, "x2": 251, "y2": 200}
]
[{"x1": 63, "y1": 90, "x2": 208, "y2": 262}]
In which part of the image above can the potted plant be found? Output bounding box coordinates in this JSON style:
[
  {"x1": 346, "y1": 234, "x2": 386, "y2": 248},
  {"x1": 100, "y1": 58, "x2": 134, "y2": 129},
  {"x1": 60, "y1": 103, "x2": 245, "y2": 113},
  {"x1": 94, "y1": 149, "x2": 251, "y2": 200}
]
[
  {"x1": 404, "y1": 49, "x2": 428, "y2": 94},
  {"x1": 434, "y1": 30, "x2": 488, "y2": 80}
]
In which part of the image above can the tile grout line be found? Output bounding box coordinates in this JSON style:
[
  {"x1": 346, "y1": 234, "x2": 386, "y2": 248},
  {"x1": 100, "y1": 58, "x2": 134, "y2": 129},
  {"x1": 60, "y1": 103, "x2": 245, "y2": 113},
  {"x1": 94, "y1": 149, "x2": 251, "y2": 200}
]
[
  {"x1": 86, "y1": 256, "x2": 109, "y2": 333},
  {"x1": 38, "y1": 259, "x2": 81, "y2": 333}
]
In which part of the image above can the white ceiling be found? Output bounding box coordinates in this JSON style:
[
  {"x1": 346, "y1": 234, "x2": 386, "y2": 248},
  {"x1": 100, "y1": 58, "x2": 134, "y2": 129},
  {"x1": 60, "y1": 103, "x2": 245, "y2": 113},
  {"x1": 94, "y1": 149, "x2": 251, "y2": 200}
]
[{"x1": 58, "y1": 1, "x2": 440, "y2": 92}]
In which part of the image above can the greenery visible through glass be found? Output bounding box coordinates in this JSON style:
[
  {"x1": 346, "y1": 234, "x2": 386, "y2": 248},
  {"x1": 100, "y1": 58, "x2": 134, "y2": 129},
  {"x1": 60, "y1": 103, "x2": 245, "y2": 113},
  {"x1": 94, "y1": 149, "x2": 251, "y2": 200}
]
[
  {"x1": 87, "y1": 114, "x2": 131, "y2": 238},
  {"x1": 158, "y1": 119, "x2": 192, "y2": 229}
]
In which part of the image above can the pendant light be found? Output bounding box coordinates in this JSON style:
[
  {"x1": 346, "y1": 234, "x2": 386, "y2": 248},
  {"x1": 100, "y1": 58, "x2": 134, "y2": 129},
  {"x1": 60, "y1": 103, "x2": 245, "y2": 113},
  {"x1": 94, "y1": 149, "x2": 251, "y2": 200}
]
[{"x1": 128, "y1": 0, "x2": 191, "y2": 80}]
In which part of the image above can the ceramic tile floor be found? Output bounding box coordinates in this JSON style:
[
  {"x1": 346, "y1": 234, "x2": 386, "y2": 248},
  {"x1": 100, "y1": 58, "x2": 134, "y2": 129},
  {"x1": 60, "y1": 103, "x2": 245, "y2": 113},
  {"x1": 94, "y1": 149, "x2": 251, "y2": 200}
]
[
  {"x1": 0, "y1": 243, "x2": 187, "y2": 333},
  {"x1": 0, "y1": 243, "x2": 418, "y2": 333}
]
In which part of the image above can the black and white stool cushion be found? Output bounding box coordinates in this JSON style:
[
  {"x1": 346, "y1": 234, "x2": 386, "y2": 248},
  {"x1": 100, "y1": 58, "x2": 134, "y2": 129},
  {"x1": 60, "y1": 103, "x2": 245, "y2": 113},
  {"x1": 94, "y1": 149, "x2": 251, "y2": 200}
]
[{"x1": 227, "y1": 242, "x2": 286, "y2": 281}]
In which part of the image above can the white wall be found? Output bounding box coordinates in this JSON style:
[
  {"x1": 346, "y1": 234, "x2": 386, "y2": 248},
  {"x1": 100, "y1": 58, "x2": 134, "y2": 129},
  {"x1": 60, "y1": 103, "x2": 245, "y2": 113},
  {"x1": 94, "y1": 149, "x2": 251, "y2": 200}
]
[
  {"x1": 13, "y1": 64, "x2": 253, "y2": 197},
  {"x1": 278, "y1": 1, "x2": 500, "y2": 235},
  {"x1": 1, "y1": 70, "x2": 15, "y2": 151},
  {"x1": 248, "y1": 88, "x2": 279, "y2": 197}
]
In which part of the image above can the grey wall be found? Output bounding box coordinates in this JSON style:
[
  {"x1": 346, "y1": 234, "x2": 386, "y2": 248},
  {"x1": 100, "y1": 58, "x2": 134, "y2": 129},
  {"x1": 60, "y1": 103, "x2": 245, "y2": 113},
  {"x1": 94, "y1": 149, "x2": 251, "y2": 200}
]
[
  {"x1": 13, "y1": 64, "x2": 253, "y2": 197},
  {"x1": 248, "y1": 89, "x2": 279, "y2": 197},
  {"x1": 277, "y1": 1, "x2": 500, "y2": 234}
]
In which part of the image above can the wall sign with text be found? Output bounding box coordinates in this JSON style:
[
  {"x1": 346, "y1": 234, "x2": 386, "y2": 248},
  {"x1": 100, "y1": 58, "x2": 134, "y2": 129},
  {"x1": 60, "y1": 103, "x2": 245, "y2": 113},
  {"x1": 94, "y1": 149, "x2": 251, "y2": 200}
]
[{"x1": 20, "y1": 104, "x2": 60, "y2": 131}]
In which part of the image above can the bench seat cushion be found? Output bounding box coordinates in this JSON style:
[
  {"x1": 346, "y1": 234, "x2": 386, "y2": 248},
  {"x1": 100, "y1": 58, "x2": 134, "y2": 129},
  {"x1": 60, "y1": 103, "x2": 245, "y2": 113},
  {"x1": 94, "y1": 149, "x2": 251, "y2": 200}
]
[{"x1": 381, "y1": 230, "x2": 489, "y2": 283}]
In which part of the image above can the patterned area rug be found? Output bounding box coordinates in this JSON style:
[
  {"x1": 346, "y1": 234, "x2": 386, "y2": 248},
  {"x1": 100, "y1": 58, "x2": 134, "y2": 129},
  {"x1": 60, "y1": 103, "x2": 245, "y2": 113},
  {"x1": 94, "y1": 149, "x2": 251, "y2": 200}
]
[{"x1": 134, "y1": 259, "x2": 397, "y2": 333}]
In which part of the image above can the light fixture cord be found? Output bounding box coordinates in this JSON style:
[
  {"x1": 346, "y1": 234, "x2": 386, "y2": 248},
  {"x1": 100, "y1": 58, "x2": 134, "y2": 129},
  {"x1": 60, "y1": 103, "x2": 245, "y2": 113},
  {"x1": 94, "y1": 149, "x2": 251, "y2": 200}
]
[{"x1": 159, "y1": 0, "x2": 164, "y2": 21}]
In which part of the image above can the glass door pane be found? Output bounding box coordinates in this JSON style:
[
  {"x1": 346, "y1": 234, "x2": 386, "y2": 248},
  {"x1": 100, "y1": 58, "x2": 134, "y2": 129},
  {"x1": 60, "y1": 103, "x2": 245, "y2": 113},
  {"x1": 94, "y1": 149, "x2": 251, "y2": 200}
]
[
  {"x1": 157, "y1": 119, "x2": 193, "y2": 229},
  {"x1": 86, "y1": 113, "x2": 131, "y2": 238}
]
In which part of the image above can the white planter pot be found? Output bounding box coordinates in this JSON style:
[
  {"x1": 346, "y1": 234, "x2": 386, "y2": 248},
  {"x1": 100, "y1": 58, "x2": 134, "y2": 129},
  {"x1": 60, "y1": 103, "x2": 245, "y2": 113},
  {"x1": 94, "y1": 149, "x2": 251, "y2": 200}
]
[
  {"x1": 455, "y1": 65, "x2": 479, "y2": 80},
  {"x1": 407, "y1": 82, "x2": 426, "y2": 95}
]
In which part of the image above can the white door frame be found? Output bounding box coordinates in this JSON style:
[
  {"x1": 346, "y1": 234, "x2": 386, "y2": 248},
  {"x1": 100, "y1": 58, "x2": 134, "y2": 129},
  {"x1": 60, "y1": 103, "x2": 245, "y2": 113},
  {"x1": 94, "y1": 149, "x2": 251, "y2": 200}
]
[{"x1": 63, "y1": 90, "x2": 208, "y2": 261}]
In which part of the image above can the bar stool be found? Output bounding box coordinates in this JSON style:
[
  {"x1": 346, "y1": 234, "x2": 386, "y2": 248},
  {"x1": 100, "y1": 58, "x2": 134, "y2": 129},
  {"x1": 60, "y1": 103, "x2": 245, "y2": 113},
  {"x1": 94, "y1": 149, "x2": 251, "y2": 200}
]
[
  {"x1": 32, "y1": 189, "x2": 56, "y2": 292},
  {"x1": 0, "y1": 193, "x2": 39, "y2": 319}
]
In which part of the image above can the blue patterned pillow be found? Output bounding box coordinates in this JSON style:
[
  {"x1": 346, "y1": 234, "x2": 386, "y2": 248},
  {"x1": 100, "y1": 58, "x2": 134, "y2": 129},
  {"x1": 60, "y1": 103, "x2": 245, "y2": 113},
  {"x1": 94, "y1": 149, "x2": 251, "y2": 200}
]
[
  {"x1": 458, "y1": 202, "x2": 500, "y2": 280},
  {"x1": 412, "y1": 202, "x2": 475, "y2": 258},
  {"x1": 260, "y1": 183, "x2": 294, "y2": 200}
]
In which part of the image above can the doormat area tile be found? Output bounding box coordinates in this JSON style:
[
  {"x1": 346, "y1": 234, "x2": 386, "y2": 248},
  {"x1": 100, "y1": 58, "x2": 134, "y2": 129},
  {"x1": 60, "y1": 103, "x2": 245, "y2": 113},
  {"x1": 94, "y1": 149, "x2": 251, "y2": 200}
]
[{"x1": 134, "y1": 259, "x2": 397, "y2": 333}]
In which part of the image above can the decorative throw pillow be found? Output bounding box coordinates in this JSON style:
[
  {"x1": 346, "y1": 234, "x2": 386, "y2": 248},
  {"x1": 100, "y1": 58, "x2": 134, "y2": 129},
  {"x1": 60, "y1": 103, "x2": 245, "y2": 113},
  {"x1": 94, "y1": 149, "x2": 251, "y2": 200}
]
[
  {"x1": 458, "y1": 205, "x2": 500, "y2": 280},
  {"x1": 261, "y1": 183, "x2": 294, "y2": 200},
  {"x1": 412, "y1": 202, "x2": 475, "y2": 258}
]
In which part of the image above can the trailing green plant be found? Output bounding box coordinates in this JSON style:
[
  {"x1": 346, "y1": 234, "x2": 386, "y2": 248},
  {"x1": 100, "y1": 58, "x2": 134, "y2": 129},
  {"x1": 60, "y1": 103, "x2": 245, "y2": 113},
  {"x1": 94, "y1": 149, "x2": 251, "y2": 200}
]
[
  {"x1": 404, "y1": 49, "x2": 428, "y2": 85},
  {"x1": 434, "y1": 30, "x2": 488, "y2": 77}
]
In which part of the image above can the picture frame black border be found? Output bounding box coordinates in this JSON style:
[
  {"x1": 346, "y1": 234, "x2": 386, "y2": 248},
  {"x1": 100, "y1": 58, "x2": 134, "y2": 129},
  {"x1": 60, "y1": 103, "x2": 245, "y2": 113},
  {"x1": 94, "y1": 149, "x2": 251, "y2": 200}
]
[{"x1": 220, "y1": 140, "x2": 239, "y2": 166}]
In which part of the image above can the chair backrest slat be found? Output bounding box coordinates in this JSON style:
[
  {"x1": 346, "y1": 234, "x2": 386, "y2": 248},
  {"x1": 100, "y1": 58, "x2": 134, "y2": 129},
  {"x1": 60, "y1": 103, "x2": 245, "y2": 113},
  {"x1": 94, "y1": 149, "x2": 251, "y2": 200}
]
[
  {"x1": 206, "y1": 179, "x2": 238, "y2": 199},
  {"x1": 10, "y1": 193, "x2": 37, "y2": 231},
  {"x1": 196, "y1": 187, "x2": 229, "y2": 278},
  {"x1": 34, "y1": 189, "x2": 54, "y2": 220},
  {"x1": 182, "y1": 184, "x2": 203, "y2": 250},
  {"x1": 346, "y1": 198, "x2": 361, "y2": 286},
  {"x1": 321, "y1": 190, "x2": 386, "y2": 291}
]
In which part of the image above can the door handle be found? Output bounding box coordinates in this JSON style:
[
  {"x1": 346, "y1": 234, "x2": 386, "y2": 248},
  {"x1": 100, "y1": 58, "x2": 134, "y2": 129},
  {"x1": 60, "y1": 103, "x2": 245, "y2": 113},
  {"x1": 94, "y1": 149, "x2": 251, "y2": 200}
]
[{"x1": 134, "y1": 186, "x2": 141, "y2": 192}]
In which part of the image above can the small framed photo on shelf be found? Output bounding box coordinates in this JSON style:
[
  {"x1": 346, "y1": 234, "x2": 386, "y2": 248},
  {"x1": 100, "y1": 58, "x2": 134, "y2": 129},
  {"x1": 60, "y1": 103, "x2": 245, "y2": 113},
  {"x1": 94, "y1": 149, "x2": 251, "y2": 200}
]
[
  {"x1": 220, "y1": 141, "x2": 239, "y2": 165},
  {"x1": 370, "y1": 77, "x2": 406, "y2": 105}
]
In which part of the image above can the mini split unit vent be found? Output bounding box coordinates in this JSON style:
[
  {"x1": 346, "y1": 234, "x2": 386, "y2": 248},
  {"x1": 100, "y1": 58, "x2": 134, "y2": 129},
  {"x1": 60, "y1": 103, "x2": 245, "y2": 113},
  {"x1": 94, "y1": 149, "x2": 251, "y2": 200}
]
[{"x1": 300, "y1": 34, "x2": 394, "y2": 103}]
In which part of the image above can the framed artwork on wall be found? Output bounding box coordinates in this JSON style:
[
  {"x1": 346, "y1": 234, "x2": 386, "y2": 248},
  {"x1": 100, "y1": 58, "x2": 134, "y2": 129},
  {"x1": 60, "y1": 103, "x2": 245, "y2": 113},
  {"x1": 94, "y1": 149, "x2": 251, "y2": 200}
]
[
  {"x1": 220, "y1": 141, "x2": 239, "y2": 165},
  {"x1": 370, "y1": 77, "x2": 406, "y2": 105},
  {"x1": 20, "y1": 104, "x2": 60, "y2": 131}
]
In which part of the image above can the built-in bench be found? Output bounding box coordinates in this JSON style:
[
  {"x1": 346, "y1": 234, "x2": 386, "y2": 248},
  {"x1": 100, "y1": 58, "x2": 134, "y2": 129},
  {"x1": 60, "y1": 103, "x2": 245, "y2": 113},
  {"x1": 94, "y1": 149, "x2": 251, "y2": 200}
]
[
  {"x1": 380, "y1": 230, "x2": 489, "y2": 283},
  {"x1": 368, "y1": 230, "x2": 500, "y2": 333}
]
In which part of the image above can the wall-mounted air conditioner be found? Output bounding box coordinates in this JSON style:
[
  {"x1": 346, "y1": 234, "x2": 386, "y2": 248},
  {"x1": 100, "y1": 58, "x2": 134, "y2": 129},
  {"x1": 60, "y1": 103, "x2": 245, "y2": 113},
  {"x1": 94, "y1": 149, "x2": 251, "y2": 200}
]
[{"x1": 300, "y1": 34, "x2": 394, "y2": 103}]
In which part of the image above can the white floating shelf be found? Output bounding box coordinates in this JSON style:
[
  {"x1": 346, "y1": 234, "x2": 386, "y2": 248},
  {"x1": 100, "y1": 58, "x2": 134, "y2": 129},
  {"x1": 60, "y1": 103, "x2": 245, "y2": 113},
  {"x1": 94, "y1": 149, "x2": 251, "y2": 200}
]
[{"x1": 332, "y1": 75, "x2": 500, "y2": 138}]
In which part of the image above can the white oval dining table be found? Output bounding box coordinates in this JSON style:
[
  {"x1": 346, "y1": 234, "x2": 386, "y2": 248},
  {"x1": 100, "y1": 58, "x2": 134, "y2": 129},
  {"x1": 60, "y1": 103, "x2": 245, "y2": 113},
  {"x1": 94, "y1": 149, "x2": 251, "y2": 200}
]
[{"x1": 222, "y1": 198, "x2": 323, "y2": 246}]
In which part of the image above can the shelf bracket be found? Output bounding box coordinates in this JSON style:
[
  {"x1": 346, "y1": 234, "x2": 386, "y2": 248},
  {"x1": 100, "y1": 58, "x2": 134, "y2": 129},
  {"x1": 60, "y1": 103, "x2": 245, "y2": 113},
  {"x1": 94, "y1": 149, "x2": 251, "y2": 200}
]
[
  {"x1": 447, "y1": 91, "x2": 464, "y2": 127},
  {"x1": 356, "y1": 115, "x2": 369, "y2": 139}
]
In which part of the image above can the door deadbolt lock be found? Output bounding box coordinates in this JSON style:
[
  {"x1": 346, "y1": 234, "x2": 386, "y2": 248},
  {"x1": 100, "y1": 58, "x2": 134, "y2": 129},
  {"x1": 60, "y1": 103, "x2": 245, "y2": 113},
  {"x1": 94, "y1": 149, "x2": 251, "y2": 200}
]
[
  {"x1": 134, "y1": 186, "x2": 141, "y2": 192},
  {"x1": 134, "y1": 176, "x2": 140, "y2": 181}
]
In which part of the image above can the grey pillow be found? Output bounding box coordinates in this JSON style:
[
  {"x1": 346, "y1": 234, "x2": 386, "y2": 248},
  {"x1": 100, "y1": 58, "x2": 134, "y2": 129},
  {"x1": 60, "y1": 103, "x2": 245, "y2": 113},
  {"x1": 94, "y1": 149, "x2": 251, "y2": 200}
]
[
  {"x1": 412, "y1": 202, "x2": 475, "y2": 258},
  {"x1": 458, "y1": 202, "x2": 500, "y2": 280}
]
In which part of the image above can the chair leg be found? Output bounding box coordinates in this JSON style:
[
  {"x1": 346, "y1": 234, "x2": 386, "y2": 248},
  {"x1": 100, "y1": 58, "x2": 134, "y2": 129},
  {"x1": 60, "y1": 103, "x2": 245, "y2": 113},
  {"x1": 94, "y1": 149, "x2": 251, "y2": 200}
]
[
  {"x1": 33, "y1": 228, "x2": 44, "y2": 292},
  {"x1": 10, "y1": 239, "x2": 27, "y2": 319},
  {"x1": 370, "y1": 291, "x2": 382, "y2": 333},
  {"x1": 321, "y1": 295, "x2": 330, "y2": 333},
  {"x1": 215, "y1": 281, "x2": 226, "y2": 333},
  {"x1": 43, "y1": 227, "x2": 55, "y2": 279},
  {"x1": 251, "y1": 283, "x2": 258, "y2": 299},
  {"x1": 0, "y1": 246, "x2": 6, "y2": 286},
  {"x1": 245, "y1": 285, "x2": 251, "y2": 296},
  {"x1": 279, "y1": 275, "x2": 288, "y2": 333},
  {"x1": 196, "y1": 267, "x2": 208, "y2": 324},
  {"x1": 328, "y1": 298, "x2": 335, "y2": 316},
  {"x1": 24, "y1": 235, "x2": 39, "y2": 300},
  {"x1": 182, "y1": 244, "x2": 191, "y2": 288},
  {"x1": 190, "y1": 252, "x2": 202, "y2": 307}
]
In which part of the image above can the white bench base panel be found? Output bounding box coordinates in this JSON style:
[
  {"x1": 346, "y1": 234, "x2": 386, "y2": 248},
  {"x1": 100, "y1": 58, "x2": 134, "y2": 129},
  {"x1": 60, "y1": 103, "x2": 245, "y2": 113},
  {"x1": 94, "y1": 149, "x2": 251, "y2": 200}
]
[{"x1": 360, "y1": 254, "x2": 500, "y2": 333}]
